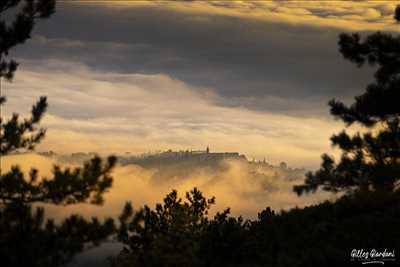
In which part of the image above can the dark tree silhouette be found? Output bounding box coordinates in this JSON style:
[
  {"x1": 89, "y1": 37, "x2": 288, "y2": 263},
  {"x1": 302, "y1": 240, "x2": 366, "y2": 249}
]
[
  {"x1": 0, "y1": 0, "x2": 55, "y2": 82},
  {"x1": 112, "y1": 188, "x2": 400, "y2": 267},
  {"x1": 112, "y1": 188, "x2": 246, "y2": 267},
  {"x1": 0, "y1": 0, "x2": 54, "y2": 152},
  {"x1": 0, "y1": 1, "x2": 117, "y2": 266},
  {"x1": 113, "y1": 188, "x2": 217, "y2": 267},
  {"x1": 294, "y1": 7, "x2": 400, "y2": 195}
]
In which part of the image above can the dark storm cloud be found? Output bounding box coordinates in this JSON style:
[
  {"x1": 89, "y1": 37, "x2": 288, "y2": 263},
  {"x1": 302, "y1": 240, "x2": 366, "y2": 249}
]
[{"x1": 12, "y1": 2, "x2": 375, "y2": 116}]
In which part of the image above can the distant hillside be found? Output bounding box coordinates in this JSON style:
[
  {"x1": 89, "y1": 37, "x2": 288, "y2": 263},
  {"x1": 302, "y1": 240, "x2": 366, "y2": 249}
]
[{"x1": 36, "y1": 149, "x2": 306, "y2": 180}]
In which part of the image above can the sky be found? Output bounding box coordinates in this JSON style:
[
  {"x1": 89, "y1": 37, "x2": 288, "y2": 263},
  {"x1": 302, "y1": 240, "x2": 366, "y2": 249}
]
[{"x1": 3, "y1": 0, "x2": 399, "y2": 169}]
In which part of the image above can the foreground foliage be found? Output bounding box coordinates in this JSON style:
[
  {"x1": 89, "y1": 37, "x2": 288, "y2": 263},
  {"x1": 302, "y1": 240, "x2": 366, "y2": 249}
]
[
  {"x1": 294, "y1": 6, "x2": 400, "y2": 195},
  {"x1": 112, "y1": 188, "x2": 400, "y2": 267},
  {"x1": 1, "y1": 1, "x2": 117, "y2": 266}
]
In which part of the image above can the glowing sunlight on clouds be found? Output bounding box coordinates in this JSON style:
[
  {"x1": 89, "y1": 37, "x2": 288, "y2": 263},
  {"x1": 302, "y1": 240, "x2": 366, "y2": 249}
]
[
  {"x1": 4, "y1": 59, "x2": 341, "y2": 169},
  {"x1": 1, "y1": 154, "x2": 334, "y2": 219},
  {"x1": 74, "y1": 0, "x2": 400, "y2": 32}
]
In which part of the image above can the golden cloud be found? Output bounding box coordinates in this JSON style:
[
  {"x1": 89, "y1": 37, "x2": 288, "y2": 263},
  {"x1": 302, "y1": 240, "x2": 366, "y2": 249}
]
[{"x1": 70, "y1": 0, "x2": 400, "y2": 32}]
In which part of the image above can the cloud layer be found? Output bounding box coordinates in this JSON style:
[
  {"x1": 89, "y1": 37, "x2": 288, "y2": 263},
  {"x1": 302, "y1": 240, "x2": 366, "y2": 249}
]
[
  {"x1": 1, "y1": 153, "x2": 334, "y2": 219},
  {"x1": 81, "y1": 1, "x2": 399, "y2": 32},
  {"x1": 4, "y1": 59, "x2": 341, "y2": 168},
  {"x1": 12, "y1": 0, "x2": 380, "y2": 116}
]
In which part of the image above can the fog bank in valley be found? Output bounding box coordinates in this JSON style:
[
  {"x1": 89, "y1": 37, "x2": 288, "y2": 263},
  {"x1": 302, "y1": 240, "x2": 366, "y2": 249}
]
[{"x1": 1, "y1": 153, "x2": 334, "y2": 220}]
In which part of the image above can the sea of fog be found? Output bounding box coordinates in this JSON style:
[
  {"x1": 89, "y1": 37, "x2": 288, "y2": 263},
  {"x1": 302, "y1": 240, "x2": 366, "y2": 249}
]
[{"x1": 1, "y1": 153, "x2": 335, "y2": 266}]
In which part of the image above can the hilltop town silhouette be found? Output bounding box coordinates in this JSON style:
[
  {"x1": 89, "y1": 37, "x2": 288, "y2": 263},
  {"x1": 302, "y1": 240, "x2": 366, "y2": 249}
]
[
  {"x1": 33, "y1": 147, "x2": 305, "y2": 184},
  {"x1": 36, "y1": 147, "x2": 294, "y2": 169}
]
